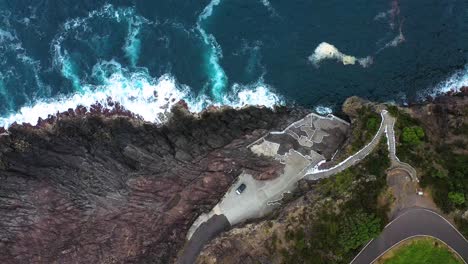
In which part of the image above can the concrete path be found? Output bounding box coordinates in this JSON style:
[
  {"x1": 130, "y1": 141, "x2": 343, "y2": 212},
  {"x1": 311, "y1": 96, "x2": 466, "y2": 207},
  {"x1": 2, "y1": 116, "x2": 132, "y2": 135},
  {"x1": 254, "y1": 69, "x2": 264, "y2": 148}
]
[
  {"x1": 305, "y1": 110, "x2": 418, "y2": 183},
  {"x1": 187, "y1": 113, "x2": 350, "y2": 239},
  {"x1": 350, "y1": 208, "x2": 468, "y2": 264},
  {"x1": 384, "y1": 115, "x2": 418, "y2": 182},
  {"x1": 183, "y1": 109, "x2": 423, "y2": 263},
  {"x1": 305, "y1": 110, "x2": 389, "y2": 180}
]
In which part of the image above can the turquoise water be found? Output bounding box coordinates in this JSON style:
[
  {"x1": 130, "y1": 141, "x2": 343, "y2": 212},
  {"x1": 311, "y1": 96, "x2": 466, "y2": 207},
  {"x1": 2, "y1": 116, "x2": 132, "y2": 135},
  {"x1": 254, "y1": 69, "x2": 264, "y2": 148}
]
[{"x1": 0, "y1": 0, "x2": 466, "y2": 127}]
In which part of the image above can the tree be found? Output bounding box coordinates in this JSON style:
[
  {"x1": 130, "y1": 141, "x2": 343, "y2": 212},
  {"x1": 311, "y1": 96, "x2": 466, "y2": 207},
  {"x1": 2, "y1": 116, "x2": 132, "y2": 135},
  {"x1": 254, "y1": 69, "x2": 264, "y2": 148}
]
[
  {"x1": 401, "y1": 126, "x2": 425, "y2": 145},
  {"x1": 448, "y1": 192, "x2": 465, "y2": 206},
  {"x1": 366, "y1": 117, "x2": 379, "y2": 133},
  {"x1": 338, "y1": 211, "x2": 381, "y2": 252}
]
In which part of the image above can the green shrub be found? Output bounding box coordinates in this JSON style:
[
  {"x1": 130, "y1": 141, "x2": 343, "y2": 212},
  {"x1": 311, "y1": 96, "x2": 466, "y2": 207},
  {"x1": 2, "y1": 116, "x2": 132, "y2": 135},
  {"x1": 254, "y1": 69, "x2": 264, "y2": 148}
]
[
  {"x1": 448, "y1": 192, "x2": 465, "y2": 206},
  {"x1": 339, "y1": 211, "x2": 381, "y2": 252},
  {"x1": 401, "y1": 126, "x2": 425, "y2": 145}
]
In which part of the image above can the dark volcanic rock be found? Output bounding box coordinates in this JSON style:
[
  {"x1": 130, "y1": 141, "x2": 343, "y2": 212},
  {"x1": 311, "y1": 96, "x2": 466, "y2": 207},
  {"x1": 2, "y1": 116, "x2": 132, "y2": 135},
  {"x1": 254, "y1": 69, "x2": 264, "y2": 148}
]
[{"x1": 0, "y1": 105, "x2": 307, "y2": 264}]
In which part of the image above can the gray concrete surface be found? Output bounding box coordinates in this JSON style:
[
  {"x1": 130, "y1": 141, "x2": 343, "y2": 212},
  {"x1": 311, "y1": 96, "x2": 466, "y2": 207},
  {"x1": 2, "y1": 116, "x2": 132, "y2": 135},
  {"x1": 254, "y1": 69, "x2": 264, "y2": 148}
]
[
  {"x1": 387, "y1": 168, "x2": 439, "y2": 219},
  {"x1": 184, "y1": 109, "x2": 433, "y2": 263},
  {"x1": 385, "y1": 115, "x2": 418, "y2": 182},
  {"x1": 351, "y1": 208, "x2": 468, "y2": 264},
  {"x1": 305, "y1": 110, "x2": 389, "y2": 180},
  {"x1": 187, "y1": 113, "x2": 349, "y2": 239}
]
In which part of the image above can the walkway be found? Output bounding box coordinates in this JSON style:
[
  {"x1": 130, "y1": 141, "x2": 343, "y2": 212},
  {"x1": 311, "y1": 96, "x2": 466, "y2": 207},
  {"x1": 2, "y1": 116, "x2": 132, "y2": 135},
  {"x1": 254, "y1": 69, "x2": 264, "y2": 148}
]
[
  {"x1": 350, "y1": 208, "x2": 468, "y2": 264},
  {"x1": 305, "y1": 110, "x2": 389, "y2": 180},
  {"x1": 305, "y1": 110, "x2": 418, "y2": 183},
  {"x1": 385, "y1": 115, "x2": 418, "y2": 182}
]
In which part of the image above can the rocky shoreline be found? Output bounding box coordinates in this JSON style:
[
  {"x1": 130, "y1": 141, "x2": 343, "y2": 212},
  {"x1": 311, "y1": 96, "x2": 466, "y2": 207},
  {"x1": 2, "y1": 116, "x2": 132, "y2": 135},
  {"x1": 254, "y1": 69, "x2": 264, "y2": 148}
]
[
  {"x1": 0, "y1": 102, "x2": 307, "y2": 263},
  {"x1": 0, "y1": 90, "x2": 466, "y2": 263}
]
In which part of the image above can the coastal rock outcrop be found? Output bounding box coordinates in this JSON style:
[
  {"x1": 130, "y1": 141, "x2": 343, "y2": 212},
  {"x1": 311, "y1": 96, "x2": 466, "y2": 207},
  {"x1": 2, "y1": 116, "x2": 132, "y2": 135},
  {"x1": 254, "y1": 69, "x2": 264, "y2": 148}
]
[{"x1": 0, "y1": 105, "x2": 307, "y2": 263}]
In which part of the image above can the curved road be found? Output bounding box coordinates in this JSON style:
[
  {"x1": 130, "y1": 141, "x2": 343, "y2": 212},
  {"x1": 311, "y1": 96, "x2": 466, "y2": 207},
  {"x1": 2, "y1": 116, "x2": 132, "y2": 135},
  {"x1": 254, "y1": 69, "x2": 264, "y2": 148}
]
[{"x1": 351, "y1": 207, "x2": 468, "y2": 264}]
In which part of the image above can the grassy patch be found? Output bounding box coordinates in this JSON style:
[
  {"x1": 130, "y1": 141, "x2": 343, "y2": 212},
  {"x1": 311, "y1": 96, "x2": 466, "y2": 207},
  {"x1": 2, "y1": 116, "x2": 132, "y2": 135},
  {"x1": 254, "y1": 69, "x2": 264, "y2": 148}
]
[{"x1": 376, "y1": 237, "x2": 463, "y2": 264}]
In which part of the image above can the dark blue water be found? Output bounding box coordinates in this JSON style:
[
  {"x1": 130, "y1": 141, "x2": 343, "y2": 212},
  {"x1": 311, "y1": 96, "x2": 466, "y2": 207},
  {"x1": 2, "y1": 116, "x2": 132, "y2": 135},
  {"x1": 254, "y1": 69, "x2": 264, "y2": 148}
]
[{"x1": 0, "y1": 0, "x2": 467, "y2": 127}]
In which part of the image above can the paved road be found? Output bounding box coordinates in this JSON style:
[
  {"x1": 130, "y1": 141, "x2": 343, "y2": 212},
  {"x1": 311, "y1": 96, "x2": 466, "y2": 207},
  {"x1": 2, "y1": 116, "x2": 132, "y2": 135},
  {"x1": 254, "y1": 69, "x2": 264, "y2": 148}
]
[
  {"x1": 351, "y1": 207, "x2": 468, "y2": 264},
  {"x1": 177, "y1": 214, "x2": 230, "y2": 264}
]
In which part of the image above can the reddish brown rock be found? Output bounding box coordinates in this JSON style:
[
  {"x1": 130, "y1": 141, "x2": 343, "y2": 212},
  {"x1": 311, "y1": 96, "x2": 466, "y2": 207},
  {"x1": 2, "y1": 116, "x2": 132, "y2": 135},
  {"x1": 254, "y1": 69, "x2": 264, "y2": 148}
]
[{"x1": 0, "y1": 105, "x2": 307, "y2": 263}]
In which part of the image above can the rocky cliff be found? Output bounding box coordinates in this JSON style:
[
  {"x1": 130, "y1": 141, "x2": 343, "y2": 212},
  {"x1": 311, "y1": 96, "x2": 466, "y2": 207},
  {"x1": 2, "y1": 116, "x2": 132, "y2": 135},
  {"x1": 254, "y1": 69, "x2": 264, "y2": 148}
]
[
  {"x1": 196, "y1": 93, "x2": 468, "y2": 264},
  {"x1": 0, "y1": 104, "x2": 307, "y2": 263}
]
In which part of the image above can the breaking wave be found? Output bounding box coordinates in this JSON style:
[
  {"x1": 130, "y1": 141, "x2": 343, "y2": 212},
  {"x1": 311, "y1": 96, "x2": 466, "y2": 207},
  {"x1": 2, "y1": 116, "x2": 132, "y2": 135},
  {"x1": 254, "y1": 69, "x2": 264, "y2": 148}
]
[
  {"x1": 0, "y1": 3, "x2": 284, "y2": 128},
  {"x1": 424, "y1": 65, "x2": 468, "y2": 98},
  {"x1": 51, "y1": 4, "x2": 153, "y2": 91},
  {"x1": 0, "y1": 61, "x2": 283, "y2": 128},
  {"x1": 197, "y1": 0, "x2": 228, "y2": 101}
]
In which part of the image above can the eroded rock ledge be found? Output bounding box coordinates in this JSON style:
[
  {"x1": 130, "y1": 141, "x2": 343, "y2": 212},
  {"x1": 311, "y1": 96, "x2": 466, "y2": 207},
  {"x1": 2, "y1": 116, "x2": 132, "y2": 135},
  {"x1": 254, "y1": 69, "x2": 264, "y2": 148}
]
[{"x1": 0, "y1": 104, "x2": 307, "y2": 263}]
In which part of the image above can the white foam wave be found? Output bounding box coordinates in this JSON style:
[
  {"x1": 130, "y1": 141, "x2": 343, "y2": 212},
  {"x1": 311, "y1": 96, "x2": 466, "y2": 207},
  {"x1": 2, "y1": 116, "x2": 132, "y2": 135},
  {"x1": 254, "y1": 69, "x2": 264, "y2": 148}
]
[
  {"x1": 259, "y1": 0, "x2": 279, "y2": 17},
  {"x1": 314, "y1": 106, "x2": 333, "y2": 115},
  {"x1": 308, "y1": 42, "x2": 373, "y2": 68},
  {"x1": 0, "y1": 26, "x2": 46, "y2": 101},
  {"x1": 123, "y1": 13, "x2": 152, "y2": 67},
  {"x1": 223, "y1": 81, "x2": 283, "y2": 108},
  {"x1": 52, "y1": 4, "x2": 153, "y2": 89},
  {"x1": 0, "y1": 29, "x2": 15, "y2": 42},
  {"x1": 0, "y1": 66, "x2": 284, "y2": 128},
  {"x1": 424, "y1": 65, "x2": 468, "y2": 98},
  {"x1": 0, "y1": 71, "x2": 189, "y2": 128},
  {"x1": 374, "y1": 0, "x2": 405, "y2": 53},
  {"x1": 197, "y1": 0, "x2": 228, "y2": 101}
]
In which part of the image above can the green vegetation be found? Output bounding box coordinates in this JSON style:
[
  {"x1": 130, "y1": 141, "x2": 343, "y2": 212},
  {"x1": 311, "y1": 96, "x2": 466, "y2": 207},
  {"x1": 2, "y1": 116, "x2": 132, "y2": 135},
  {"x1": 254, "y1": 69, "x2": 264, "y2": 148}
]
[
  {"x1": 448, "y1": 192, "x2": 465, "y2": 206},
  {"x1": 280, "y1": 140, "x2": 390, "y2": 264},
  {"x1": 349, "y1": 106, "x2": 381, "y2": 153},
  {"x1": 387, "y1": 105, "x2": 468, "y2": 235},
  {"x1": 401, "y1": 126, "x2": 425, "y2": 145},
  {"x1": 338, "y1": 211, "x2": 381, "y2": 252},
  {"x1": 376, "y1": 237, "x2": 462, "y2": 264}
]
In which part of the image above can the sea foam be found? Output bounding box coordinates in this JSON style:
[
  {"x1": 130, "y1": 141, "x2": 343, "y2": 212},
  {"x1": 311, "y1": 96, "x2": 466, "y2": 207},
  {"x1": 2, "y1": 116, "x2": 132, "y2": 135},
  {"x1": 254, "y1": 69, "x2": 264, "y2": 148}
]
[
  {"x1": 424, "y1": 65, "x2": 468, "y2": 98},
  {"x1": 197, "y1": 0, "x2": 228, "y2": 101},
  {"x1": 308, "y1": 42, "x2": 373, "y2": 68},
  {"x1": 0, "y1": 68, "x2": 283, "y2": 128}
]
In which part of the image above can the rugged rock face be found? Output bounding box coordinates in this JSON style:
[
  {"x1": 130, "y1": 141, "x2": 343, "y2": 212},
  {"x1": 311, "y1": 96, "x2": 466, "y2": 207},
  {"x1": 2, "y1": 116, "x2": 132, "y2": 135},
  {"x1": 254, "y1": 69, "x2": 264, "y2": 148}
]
[
  {"x1": 407, "y1": 94, "x2": 468, "y2": 154},
  {"x1": 196, "y1": 94, "x2": 468, "y2": 264},
  {"x1": 0, "y1": 105, "x2": 307, "y2": 263}
]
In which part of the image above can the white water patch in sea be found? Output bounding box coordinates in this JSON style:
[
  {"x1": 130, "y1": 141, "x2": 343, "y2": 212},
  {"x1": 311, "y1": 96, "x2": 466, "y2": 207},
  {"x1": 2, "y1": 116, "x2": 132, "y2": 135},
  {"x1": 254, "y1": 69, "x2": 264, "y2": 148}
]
[
  {"x1": 308, "y1": 42, "x2": 373, "y2": 68},
  {"x1": 223, "y1": 80, "x2": 284, "y2": 108},
  {"x1": 0, "y1": 25, "x2": 47, "y2": 105},
  {"x1": 374, "y1": 0, "x2": 405, "y2": 53},
  {"x1": 51, "y1": 4, "x2": 153, "y2": 90},
  {"x1": 123, "y1": 14, "x2": 152, "y2": 67},
  {"x1": 314, "y1": 106, "x2": 333, "y2": 115},
  {"x1": 196, "y1": 0, "x2": 228, "y2": 101},
  {"x1": 423, "y1": 65, "x2": 468, "y2": 98},
  {"x1": 0, "y1": 70, "x2": 196, "y2": 128},
  {"x1": 259, "y1": 0, "x2": 279, "y2": 17},
  {"x1": 0, "y1": 61, "x2": 283, "y2": 128}
]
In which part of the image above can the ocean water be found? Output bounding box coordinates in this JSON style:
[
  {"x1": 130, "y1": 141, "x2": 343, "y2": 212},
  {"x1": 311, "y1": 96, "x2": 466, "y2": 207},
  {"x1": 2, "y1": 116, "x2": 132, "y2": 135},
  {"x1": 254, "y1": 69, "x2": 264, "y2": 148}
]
[{"x1": 0, "y1": 0, "x2": 467, "y2": 127}]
